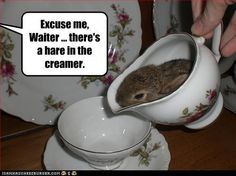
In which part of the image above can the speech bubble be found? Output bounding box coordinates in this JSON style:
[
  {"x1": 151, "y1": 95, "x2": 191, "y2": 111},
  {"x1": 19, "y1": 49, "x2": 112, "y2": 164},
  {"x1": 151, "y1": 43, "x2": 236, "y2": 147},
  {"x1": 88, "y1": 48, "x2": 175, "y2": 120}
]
[{"x1": 0, "y1": 12, "x2": 108, "y2": 76}]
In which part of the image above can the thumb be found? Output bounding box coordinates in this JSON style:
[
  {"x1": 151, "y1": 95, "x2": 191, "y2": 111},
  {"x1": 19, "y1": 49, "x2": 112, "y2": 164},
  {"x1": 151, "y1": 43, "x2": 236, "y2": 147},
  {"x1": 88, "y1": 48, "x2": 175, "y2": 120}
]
[{"x1": 191, "y1": 0, "x2": 228, "y2": 36}]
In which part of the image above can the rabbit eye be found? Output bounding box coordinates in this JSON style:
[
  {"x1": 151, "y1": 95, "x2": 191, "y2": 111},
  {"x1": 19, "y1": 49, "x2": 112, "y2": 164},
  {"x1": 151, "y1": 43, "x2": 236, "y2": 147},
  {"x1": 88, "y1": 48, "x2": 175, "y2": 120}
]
[{"x1": 134, "y1": 93, "x2": 145, "y2": 100}]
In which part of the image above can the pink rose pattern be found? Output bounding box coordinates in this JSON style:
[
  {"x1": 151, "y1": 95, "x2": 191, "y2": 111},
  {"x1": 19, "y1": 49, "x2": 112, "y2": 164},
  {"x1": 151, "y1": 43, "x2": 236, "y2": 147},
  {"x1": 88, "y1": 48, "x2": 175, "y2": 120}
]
[
  {"x1": 1, "y1": 60, "x2": 15, "y2": 78},
  {"x1": 0, "y1": 30, "x2": 17, "y2": 96},
  {"x1": 100, "y1": 75, "x2": 114, "y2": 86},
  {"x1": 181, "y1": 89, "x2": 218, "y2": 123},
  {"x1": 207, "y1": 89, "x2": 217, "y2": 104},
  {"x1": 1, "y1": 31, "x2": 66, "y2": 113},
  {"x1": 79, "y1": 4, "x2": 135, "y2": 89},
  {"x1": 110, "y1": 4, "x2": 135, "y2": 48}
]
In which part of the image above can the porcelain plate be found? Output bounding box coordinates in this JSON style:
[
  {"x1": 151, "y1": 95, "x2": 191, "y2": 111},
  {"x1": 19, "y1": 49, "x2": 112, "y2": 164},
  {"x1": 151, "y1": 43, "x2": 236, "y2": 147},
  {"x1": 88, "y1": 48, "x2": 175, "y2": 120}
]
[{"x1": 1, "y1": 0, "x2": 142, "y2": 125}]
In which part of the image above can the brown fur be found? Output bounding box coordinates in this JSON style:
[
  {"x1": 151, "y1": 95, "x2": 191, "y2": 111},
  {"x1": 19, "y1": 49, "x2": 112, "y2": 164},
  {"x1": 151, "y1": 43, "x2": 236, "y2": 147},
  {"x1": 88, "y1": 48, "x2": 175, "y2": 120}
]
[{"x1": 116, "y1": 59, "x2": 192, "y2": 107}]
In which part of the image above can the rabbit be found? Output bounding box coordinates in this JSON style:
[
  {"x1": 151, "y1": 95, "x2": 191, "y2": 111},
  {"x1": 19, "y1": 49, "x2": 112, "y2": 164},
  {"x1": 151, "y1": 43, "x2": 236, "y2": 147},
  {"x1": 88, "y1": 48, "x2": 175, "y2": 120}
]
[{"x1": 116, "y1": 59, "x2": 192, "y2": 107}]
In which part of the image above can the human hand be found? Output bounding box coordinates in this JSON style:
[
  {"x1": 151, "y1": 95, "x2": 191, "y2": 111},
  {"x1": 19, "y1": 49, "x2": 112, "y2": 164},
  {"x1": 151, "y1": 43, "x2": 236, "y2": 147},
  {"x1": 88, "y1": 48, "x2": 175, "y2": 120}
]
[{"x1": 191, "y1": 0, "x2": 236, "y2": 57}]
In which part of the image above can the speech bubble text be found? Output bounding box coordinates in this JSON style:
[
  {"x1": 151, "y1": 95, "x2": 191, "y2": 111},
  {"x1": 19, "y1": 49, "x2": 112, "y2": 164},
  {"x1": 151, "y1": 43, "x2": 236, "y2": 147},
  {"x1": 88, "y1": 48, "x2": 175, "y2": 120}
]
[{"x1": 0, "y1": 12, "x2": 108, "y2": 76}]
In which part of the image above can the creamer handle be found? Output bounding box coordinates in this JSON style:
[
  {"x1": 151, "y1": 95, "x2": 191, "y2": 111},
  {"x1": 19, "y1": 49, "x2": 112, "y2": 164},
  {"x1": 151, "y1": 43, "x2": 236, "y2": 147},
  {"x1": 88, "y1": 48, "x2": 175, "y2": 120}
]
[
  {"x1": 192, "y1": 23, "x2": 222, "y2": 63},
  {"x1": 212, "y1": 23, "x2": 223, "y2": 63}
]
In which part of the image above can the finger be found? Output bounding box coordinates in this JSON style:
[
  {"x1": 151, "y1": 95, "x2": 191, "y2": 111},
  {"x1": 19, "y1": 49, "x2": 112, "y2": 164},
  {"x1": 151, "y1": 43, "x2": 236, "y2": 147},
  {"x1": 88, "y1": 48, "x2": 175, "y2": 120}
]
[
  {"x1": 221, "y1": 36, "x2": 236, "y2": 57},
  {"x1": 220, "y1": 11, "x2": 236, "y2": 49},
  {"x1": 202, "y1": 31, "x2": 214, "y2": 39},
  {"x1": 191, "y1": 0, "x2": 213, "y2": 39},
  {"x1": 191, "y1": 0, "x2": 204, "y2": 21},
  {"x1": 191, "y1": 0, "x2": 228, "y2": 36}
]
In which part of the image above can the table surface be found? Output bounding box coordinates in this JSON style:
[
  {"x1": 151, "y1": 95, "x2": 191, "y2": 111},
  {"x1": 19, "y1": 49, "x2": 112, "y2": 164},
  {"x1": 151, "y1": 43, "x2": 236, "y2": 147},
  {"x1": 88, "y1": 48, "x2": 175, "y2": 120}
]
[{"x1": 1, "y1": 1, "x2": 236, "y2": 170}]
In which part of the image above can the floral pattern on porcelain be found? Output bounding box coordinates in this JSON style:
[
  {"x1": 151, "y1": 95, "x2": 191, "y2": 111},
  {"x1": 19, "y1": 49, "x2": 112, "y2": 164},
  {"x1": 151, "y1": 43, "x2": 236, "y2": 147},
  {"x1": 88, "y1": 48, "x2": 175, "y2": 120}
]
[
  {"x1": 79, "y1": 4, "x2": 135, "y2": 89},
  {"x1": 43, "y1": 94, "x2": 66, "y2": 112},
  {"x1": 109, "y1": 4, "x2": 135, "y2": 49},
  {"x1": 166, "y1": 14, "x2": 179, "y2": 34},
  {"x1": 223, "y1": 85, "x2": 236, "y2": 96},
  {"x1": 181, "y1": 89, "x2": 218, "y2": 123},
  {"x1": 0, "y1": 30, "x2": 17, "y2": 96},
  {"x1": 130, "y1": 133, "x2": 160, "y2": 167}
]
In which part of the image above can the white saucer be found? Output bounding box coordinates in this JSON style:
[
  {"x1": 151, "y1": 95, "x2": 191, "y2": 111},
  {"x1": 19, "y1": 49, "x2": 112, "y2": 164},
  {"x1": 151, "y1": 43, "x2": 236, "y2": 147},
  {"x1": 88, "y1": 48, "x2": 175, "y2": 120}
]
[
  {"x1": 185, "y1": 93, "x2": 223, "y2": 129},
  {"x1": 43, "y1": 128, "x2": 170, "y2": 170}
]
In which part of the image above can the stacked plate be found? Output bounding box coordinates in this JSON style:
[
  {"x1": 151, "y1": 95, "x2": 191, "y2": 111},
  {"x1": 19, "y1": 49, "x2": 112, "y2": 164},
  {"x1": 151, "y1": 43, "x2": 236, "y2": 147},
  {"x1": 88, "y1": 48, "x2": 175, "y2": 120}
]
[
  {"x1": 1, "y1": 0, "x2": 171, "y2": 170},
  {"x1": 1, "y1": 0, "x2": 142, "y2": 125}
]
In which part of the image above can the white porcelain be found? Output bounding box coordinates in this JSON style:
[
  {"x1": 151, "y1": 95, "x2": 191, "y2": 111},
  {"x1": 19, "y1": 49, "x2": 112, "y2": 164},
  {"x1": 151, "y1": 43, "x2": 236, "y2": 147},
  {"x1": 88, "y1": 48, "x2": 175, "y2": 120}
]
[
  {"x1": 107, "y1": 24, "x2": 223, "y2": 129},
  {"x1": 153, "y1": 0, "x2": 193, "y2": 39},
  {"x1": 0, "y1": 0, "x2": 142, "y2": 125},
  {"x1": 57, "y1": 96, "x2": 152, "y2": 170},
  {"x1": 44, "y1": 128, "x2": 171, "y2": 170},
  {"x1": 221, "y1": 77, "x2": 236, "y2": 113},
  {"x1": 219, "y1": 55, "x2": 236, "y2": 113}
]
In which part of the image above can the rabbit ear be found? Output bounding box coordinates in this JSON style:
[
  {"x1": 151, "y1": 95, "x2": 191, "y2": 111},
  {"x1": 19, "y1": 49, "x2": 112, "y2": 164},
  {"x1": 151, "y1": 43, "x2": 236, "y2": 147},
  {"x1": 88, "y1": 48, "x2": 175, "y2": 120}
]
[{"x1": 161, "y1": 74, "x2": 188, "y2": 94}]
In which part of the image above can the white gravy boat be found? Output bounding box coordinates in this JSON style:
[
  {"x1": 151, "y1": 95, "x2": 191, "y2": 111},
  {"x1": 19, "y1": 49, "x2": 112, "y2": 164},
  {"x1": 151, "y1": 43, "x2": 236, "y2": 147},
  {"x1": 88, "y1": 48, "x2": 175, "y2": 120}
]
[{"x1": 107, "y1": 24, "x2": 223, "y2": 129}]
